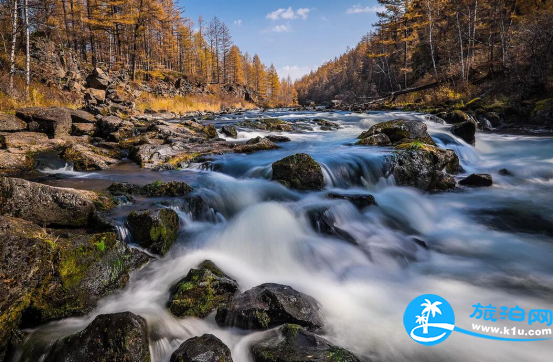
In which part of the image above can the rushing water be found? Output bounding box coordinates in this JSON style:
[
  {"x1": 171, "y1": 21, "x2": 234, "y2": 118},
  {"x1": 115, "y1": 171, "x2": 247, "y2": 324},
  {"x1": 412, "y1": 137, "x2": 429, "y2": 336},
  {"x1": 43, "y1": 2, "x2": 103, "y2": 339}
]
[{"x1": 18, "y1": 110, "x2": 553, "y2": 361}]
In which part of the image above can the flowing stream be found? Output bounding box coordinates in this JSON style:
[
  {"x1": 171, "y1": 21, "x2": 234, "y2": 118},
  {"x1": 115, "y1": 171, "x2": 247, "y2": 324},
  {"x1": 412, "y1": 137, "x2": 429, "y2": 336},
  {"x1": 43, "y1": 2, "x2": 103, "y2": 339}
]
[{"x1": 18, "y1": 110, "x2": 553, "y2": 361}]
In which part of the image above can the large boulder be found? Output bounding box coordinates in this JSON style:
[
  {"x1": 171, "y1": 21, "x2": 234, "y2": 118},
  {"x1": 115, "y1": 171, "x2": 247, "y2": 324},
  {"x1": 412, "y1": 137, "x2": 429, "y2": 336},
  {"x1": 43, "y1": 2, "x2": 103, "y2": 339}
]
[
  {"x1": 387, "y1": 144, "x2": 461, "y2": 191},
  {"x1": 459, "y1": 173, "x2": 493, "y2": 187},
  {"x1": 443, "y1": 110, "x2": 471, "y2": 124},
  {"x1": 97, "y1": 116, "x2": 133, "y2": 138},
  {"x1": 43, "y1": 312, "x2": 150, "y2": 362},
  {"x1": 108, "y1": 181, "x2": 193, "y2": 197},
  {"x1": 451, "y1": 119, "x2": 478, "y2": 145},
  {"x1": 170, "y1": 334, "x2": 233, "y2": 362},
  {"x1": 20, "y1": 232, "x2": 149, "y2": 325},
  {"x1": 0, "y1": 151, "x2": 34, "y2": 176},
  {"x1": 71, "y1": 123, "x2": 96, "y2": 136},
  {"x1": 0, "y1": 177, "x2": 108, "y2": 227},
  {"x1": 0, "y1": 216, "x2": 52, "y2": 357},
  {"x1": 238, "y1": 118, "x2": 293, "y2": 132},
  {"x1": 251, "y1": 324, "x2": 362, "y2": 362},
  {"x1": 15, "y1": 107, "x2": 72, "y2": 138},
  {"x1": 61, "y1": 143, "x2": 120, "y2": 171},
  {"x1": 0, "y1": 114, "x2": 27, "y2": 132},
  {"x1": 127, "y1": 208, "x2": 180, "y2": 255},
  {"x1": 356, "y1": 133, "x2": 391, "y2": 146},
  {"x1": 234, "y1": 137, "x2": 279, "y2": 153},
  {"x1": 169, "y1": 260, "x2": 238, "y2": 318},
  {"x1": 215, "y1": 283, "x2": 324, "y2": 331},
  {"x1": 272, "y1": 153, "x2": 324, "y2": 191},
  {"x1": 357, "y1": 120, "x2": 435, "y2": 146},
  {"x1": 221, "y1": 125, "x2": 238, "y2": 138},
  {"x1": 265, "y1": 135, "x2": 291, "y2": 143},
  {"x1": 86, "y1": 67, "x2": 112, "y2": 90},
  {"x1": 67, "y1": 109, "x2": 96, "y2": 124}
]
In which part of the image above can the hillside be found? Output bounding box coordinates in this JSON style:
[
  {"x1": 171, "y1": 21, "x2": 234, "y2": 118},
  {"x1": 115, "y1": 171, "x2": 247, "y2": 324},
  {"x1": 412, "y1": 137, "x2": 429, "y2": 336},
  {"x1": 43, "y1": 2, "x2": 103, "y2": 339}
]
[{"x1": 295, "y1": 0, "x2": 553, "y2": 128}]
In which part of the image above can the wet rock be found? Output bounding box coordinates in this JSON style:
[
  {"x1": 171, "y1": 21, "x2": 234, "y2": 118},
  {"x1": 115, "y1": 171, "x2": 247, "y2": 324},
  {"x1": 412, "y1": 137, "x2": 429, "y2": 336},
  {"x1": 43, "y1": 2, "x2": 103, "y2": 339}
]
[
  {"x1": 356, "y1": 133, "x2": 391, "y2": 146},
  {"x1": 43, "y1": 312, "x2": 150, "y2": 362},
  {"x1": 86, "y1": 67, "x2": 111, "y2": 90},
  {"x1": 20, "y1": 232, "x2": 149, "y2": 325},
  {"x1": 68, "y1": 109, "x2": 96, "y2": 124},
  {"x1": 169, "y1": 260, "x2": 238, "y2": 318},
  {"x1": 312, "y1": 118, "x2": 340, "y2": 130},
  {"x1": 327, "y1": 192, "x2": 377, "y2": 210},
  {"x1": 498, "y1": 168, "x2": 513, "y2": 176},
  {"x1": 170, "y1": 334, "x2": 233, "y2": 362},
  {"x1": 205, "y1": 124, "x2": 218, "y2": 139},
  {"x1": 451, "y1": 119, "x2": 478, "y2": 145},
  {"x1": 357, "y1": 120, "x2": 435, "y2": 146},
  {"x1": 0, "y1": 114, "x2": 27, "y2": 132},
  {"x1": 443, "y1": 110, "x2": 470, "y2": 124},
  {"x1": 459, "y1": 173, "x2": 493, "y2": 187},
  {"x1": 238, "y1": 118, "x2": 293, "y2": 132},
  {"x1": 306, "y1": 207, "x2": 358, "y2": 245},
  {"x1": 387, "y1": 145, "x2": 461, "y2": 191},
  {"x1": 127, "y1": 208, "x2": 179, "y2": 255},
  {"x1": 234, "y1": 137, "x2": 279, "y2": 153},
  {"x1": 215, "y1": 283, "x2": 323, "y2": 331},
  {"x1": 272, "y1": 153, "x2": 324, "y2": 191},
  {"x1": 0, "y1": 216, "x2": 52, "y2": 356},
  {"x1": 71, "y1": 123, "x2": 96, "y2": 136},
  {"x1": 108, "y1": 181, "x2": 193, "y2": 197},
  {"x1": 251, "y1": 324, "x2": 362, "y2": 362},
  {"x1": 61, "y1": 143, "x2": 120, "y2": 171},
  {"x1": 484, "y1": 112, "x2": 502, "y2": 127},
  {"x1": 0, "y1": 177, "x2": 106, "y2": 227},
  {"x1": 265, "y1": 135, "x2": 291, "y2": 143},
  {"x1": 221, "y1": 125, "x2": 238, "y2": 138},
  {"x1": 16, "y1": 107, "x2": 72, "y2": 138},
  {"x1": 476, "y1": 208, "x2": 553, "y2": 237}
]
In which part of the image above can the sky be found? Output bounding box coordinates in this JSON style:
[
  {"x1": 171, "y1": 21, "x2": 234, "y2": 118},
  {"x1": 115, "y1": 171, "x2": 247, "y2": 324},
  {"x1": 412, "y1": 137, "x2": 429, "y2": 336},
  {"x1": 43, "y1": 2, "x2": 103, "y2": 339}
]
[{"x1": 178, "y1": 1, "x2": 384, "y2": 81}]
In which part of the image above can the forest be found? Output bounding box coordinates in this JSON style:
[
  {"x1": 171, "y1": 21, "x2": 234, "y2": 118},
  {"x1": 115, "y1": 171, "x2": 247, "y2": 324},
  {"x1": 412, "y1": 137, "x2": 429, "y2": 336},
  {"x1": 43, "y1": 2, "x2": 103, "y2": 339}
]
[
  {"x1": 0, "y1": 0, "x2": 298, "y2": 111},
  {"x1": 295, "y1": 0, "x2": 553, "y2": 108}
]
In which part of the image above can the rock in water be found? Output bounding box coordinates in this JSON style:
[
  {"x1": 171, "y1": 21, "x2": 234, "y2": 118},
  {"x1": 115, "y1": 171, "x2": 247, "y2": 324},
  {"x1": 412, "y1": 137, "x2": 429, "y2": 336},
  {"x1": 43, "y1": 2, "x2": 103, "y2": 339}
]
[
  {"x1": 127, "y1": 208, "x2": 180, "y2": 255},
  {"x1": 215, "y1": 283, "x2": 323, "y2": 331},
  {"x1": 0, "y1": 216, "x2": 52, "y2": 356},
  {"x1": 451, "y1": 119, "x2": 478, "y2": 145},
  {"x1": 170, "y1": 334, "x2": 233, "y2": 362},
  {"x1": 251, "y1": 324, "x2": 362, "y2": 362},
  {"x1": 357, "y1": 119, "x2": 435, "y2": 146},
  {"x1": 356, "y1": 133, "x2": 391, "y2": 146},
  {"x1": 61, "y1": 143, "x2": 120, "y2": 171},
  {"x1": 443, "y1": 110, "x2": 470, "y2": 124},
  {"x1": 108, "y1": 181, "x2": 193, "y2": 197},
  {"x1": 15, "y1": 107, "x2": 72, "y2": 138},
  {"x1": 0, "y1": 177, "x2": 105, "y2": 227},
  {"x1": 387, "y1": 145, "x2": 461, "y2": 192},
  {"x1": 169, "y1": 260, "x2": 238, "y2": 318},
  {"x1": 43, "y1": 312, "x2": 150, "y2": 362},
  {"x1": 272, "y1": 153, "x2": 324, "y2": 191},
  {"x1": 459, "y1": 173, "x2": 493, "y2": 187},
  {"x1": 265, "y1": 135, "x2": 291, "y2": 143},
  {"x1": 327, "y1": 192, "x2": 377, "y2": 210},
  {"x1": 221, "y1": 125, "x2": 238, "y2": 138}
]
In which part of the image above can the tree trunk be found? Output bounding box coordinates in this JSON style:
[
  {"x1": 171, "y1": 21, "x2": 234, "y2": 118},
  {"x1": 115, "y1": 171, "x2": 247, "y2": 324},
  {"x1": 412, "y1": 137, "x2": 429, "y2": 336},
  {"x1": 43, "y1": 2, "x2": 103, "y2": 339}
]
[
  {"x1": 24, "y1": 0, "x2": 30, "y2": 99},
  {"x1": 9, "y1": 0, "x2": 18, "y2": 95}
]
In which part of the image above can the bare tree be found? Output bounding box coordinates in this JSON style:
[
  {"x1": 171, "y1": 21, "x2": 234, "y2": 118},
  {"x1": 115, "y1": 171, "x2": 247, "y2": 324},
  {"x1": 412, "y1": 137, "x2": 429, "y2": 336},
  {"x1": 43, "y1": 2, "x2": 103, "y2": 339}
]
[
  {"x1": 24, "y1": 0, "x2": 30, "y2": 98},
  {"x1": 9, "y1": 0, "x2": 18, "y2": 94}
]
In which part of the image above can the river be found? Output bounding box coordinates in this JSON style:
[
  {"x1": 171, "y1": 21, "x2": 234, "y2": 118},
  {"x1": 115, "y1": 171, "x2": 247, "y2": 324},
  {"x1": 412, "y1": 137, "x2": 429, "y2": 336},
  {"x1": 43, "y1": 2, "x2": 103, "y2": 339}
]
[{"x1": 17, "y1": 110, "x2": 553, "y2": 361}]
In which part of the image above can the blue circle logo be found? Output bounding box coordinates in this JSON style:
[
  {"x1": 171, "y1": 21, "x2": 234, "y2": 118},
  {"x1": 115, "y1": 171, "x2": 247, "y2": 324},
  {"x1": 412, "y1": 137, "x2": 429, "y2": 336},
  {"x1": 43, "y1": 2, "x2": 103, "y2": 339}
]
[{"x1": 403, "y1": 294, "x2": 455, "y2": 346}]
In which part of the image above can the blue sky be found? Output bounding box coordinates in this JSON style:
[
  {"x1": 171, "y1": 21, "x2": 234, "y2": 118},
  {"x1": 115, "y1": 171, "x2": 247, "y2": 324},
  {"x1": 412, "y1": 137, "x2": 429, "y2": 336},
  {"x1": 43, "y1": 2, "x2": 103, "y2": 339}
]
[{"x1": 179, "y1": 1, "x2": 383, "y2": 80}]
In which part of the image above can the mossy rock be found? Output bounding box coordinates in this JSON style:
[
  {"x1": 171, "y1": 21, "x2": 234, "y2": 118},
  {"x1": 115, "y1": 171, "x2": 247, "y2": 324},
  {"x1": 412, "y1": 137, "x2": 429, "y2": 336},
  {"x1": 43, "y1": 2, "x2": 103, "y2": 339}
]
[
  {"x1": 272, "y1": 153, "x2": 324, "y2": 191},
  {"x1": 531, "y1": 98, "x2": 553, "y2": 120},
  {"x1": 170, "y1": 334, "x2": 232, "y2": 362},
  {"x1": 169, "y1": 260, "x2": 238, "y2": 318},
  {"x1": 19, "y1": 232, "x2": 149, "y2": 327},
  {"x1": 238, "y1": 118, "x2": 293, "y2": 132},
  {"x1": 204, "y1": 124, "x2": 218, "y2": 139},
  {"x1": 443, "y1": 110, "x2": 470, "y2": 124},
  {"x1": 357, "y1": 120, "x2": 435, "y2": 146},
  {"x1": 108, "y1": 180, "x2": 193, "y2": 197},
  {"x1": 126, "y1": 208, "x2": 179, "y2": 255},
  {"x1": 250, "y1": 324, "x2": 362, "y2": 362}
]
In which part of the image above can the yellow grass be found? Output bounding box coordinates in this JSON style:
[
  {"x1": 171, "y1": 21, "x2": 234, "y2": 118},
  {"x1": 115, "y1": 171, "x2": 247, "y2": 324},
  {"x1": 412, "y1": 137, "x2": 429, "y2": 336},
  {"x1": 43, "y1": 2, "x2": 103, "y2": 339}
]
[{"x1": 135, "y1": 93, "x2": 256, "y2": 114}]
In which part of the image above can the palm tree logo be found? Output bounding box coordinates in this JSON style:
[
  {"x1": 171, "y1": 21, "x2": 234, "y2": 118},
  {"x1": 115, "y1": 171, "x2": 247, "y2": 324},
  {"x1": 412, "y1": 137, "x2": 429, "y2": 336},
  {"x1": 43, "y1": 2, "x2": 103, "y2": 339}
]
[{"x1": 419, "y1": 299, "x2": 442, "y2": 334}]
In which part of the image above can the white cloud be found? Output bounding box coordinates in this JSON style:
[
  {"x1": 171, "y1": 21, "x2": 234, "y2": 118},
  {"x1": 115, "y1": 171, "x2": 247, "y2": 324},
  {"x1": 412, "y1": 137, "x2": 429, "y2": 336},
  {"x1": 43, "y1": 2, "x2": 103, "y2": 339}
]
[
  {"x1": 347, "y1": 4, "x2": 385, "y2": 14},
  {"x1": 278, "y1": 65, "x2": 312, "y2": 81},
  {"x1": 234, "y1": 19, "x2": 242, "y2": 26},
  {"x1": 266, "y1": 7, "x2": 311, "y2": 20},
  {"x1": 271, "y1": 24, "x2": 291, "y2": 33}
]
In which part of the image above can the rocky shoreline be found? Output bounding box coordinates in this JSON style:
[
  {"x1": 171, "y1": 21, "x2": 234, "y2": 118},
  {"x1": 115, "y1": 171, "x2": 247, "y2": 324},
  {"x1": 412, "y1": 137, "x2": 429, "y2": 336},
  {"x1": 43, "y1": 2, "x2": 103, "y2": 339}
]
[{"x1": 0, "y1": 101, "x2": 511, "y2": 362}]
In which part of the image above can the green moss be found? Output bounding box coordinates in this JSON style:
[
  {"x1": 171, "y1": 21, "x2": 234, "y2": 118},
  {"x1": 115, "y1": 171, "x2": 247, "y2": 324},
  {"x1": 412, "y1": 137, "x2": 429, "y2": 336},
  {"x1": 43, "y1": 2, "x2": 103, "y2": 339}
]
[{"x1": 531, "y1": 98, "x2": 553, "y2": 117}]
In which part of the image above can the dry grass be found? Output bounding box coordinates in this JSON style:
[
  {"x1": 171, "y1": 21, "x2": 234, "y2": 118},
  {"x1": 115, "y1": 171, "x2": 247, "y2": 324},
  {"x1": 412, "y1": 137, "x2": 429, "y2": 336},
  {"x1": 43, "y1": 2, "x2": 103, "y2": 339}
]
[
  {"x1": 0, "y1": 74, "x2": 80, "y2": 114},
  {"x1": 135, "y1": 93, "x2": 256, "y2": 114}
]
